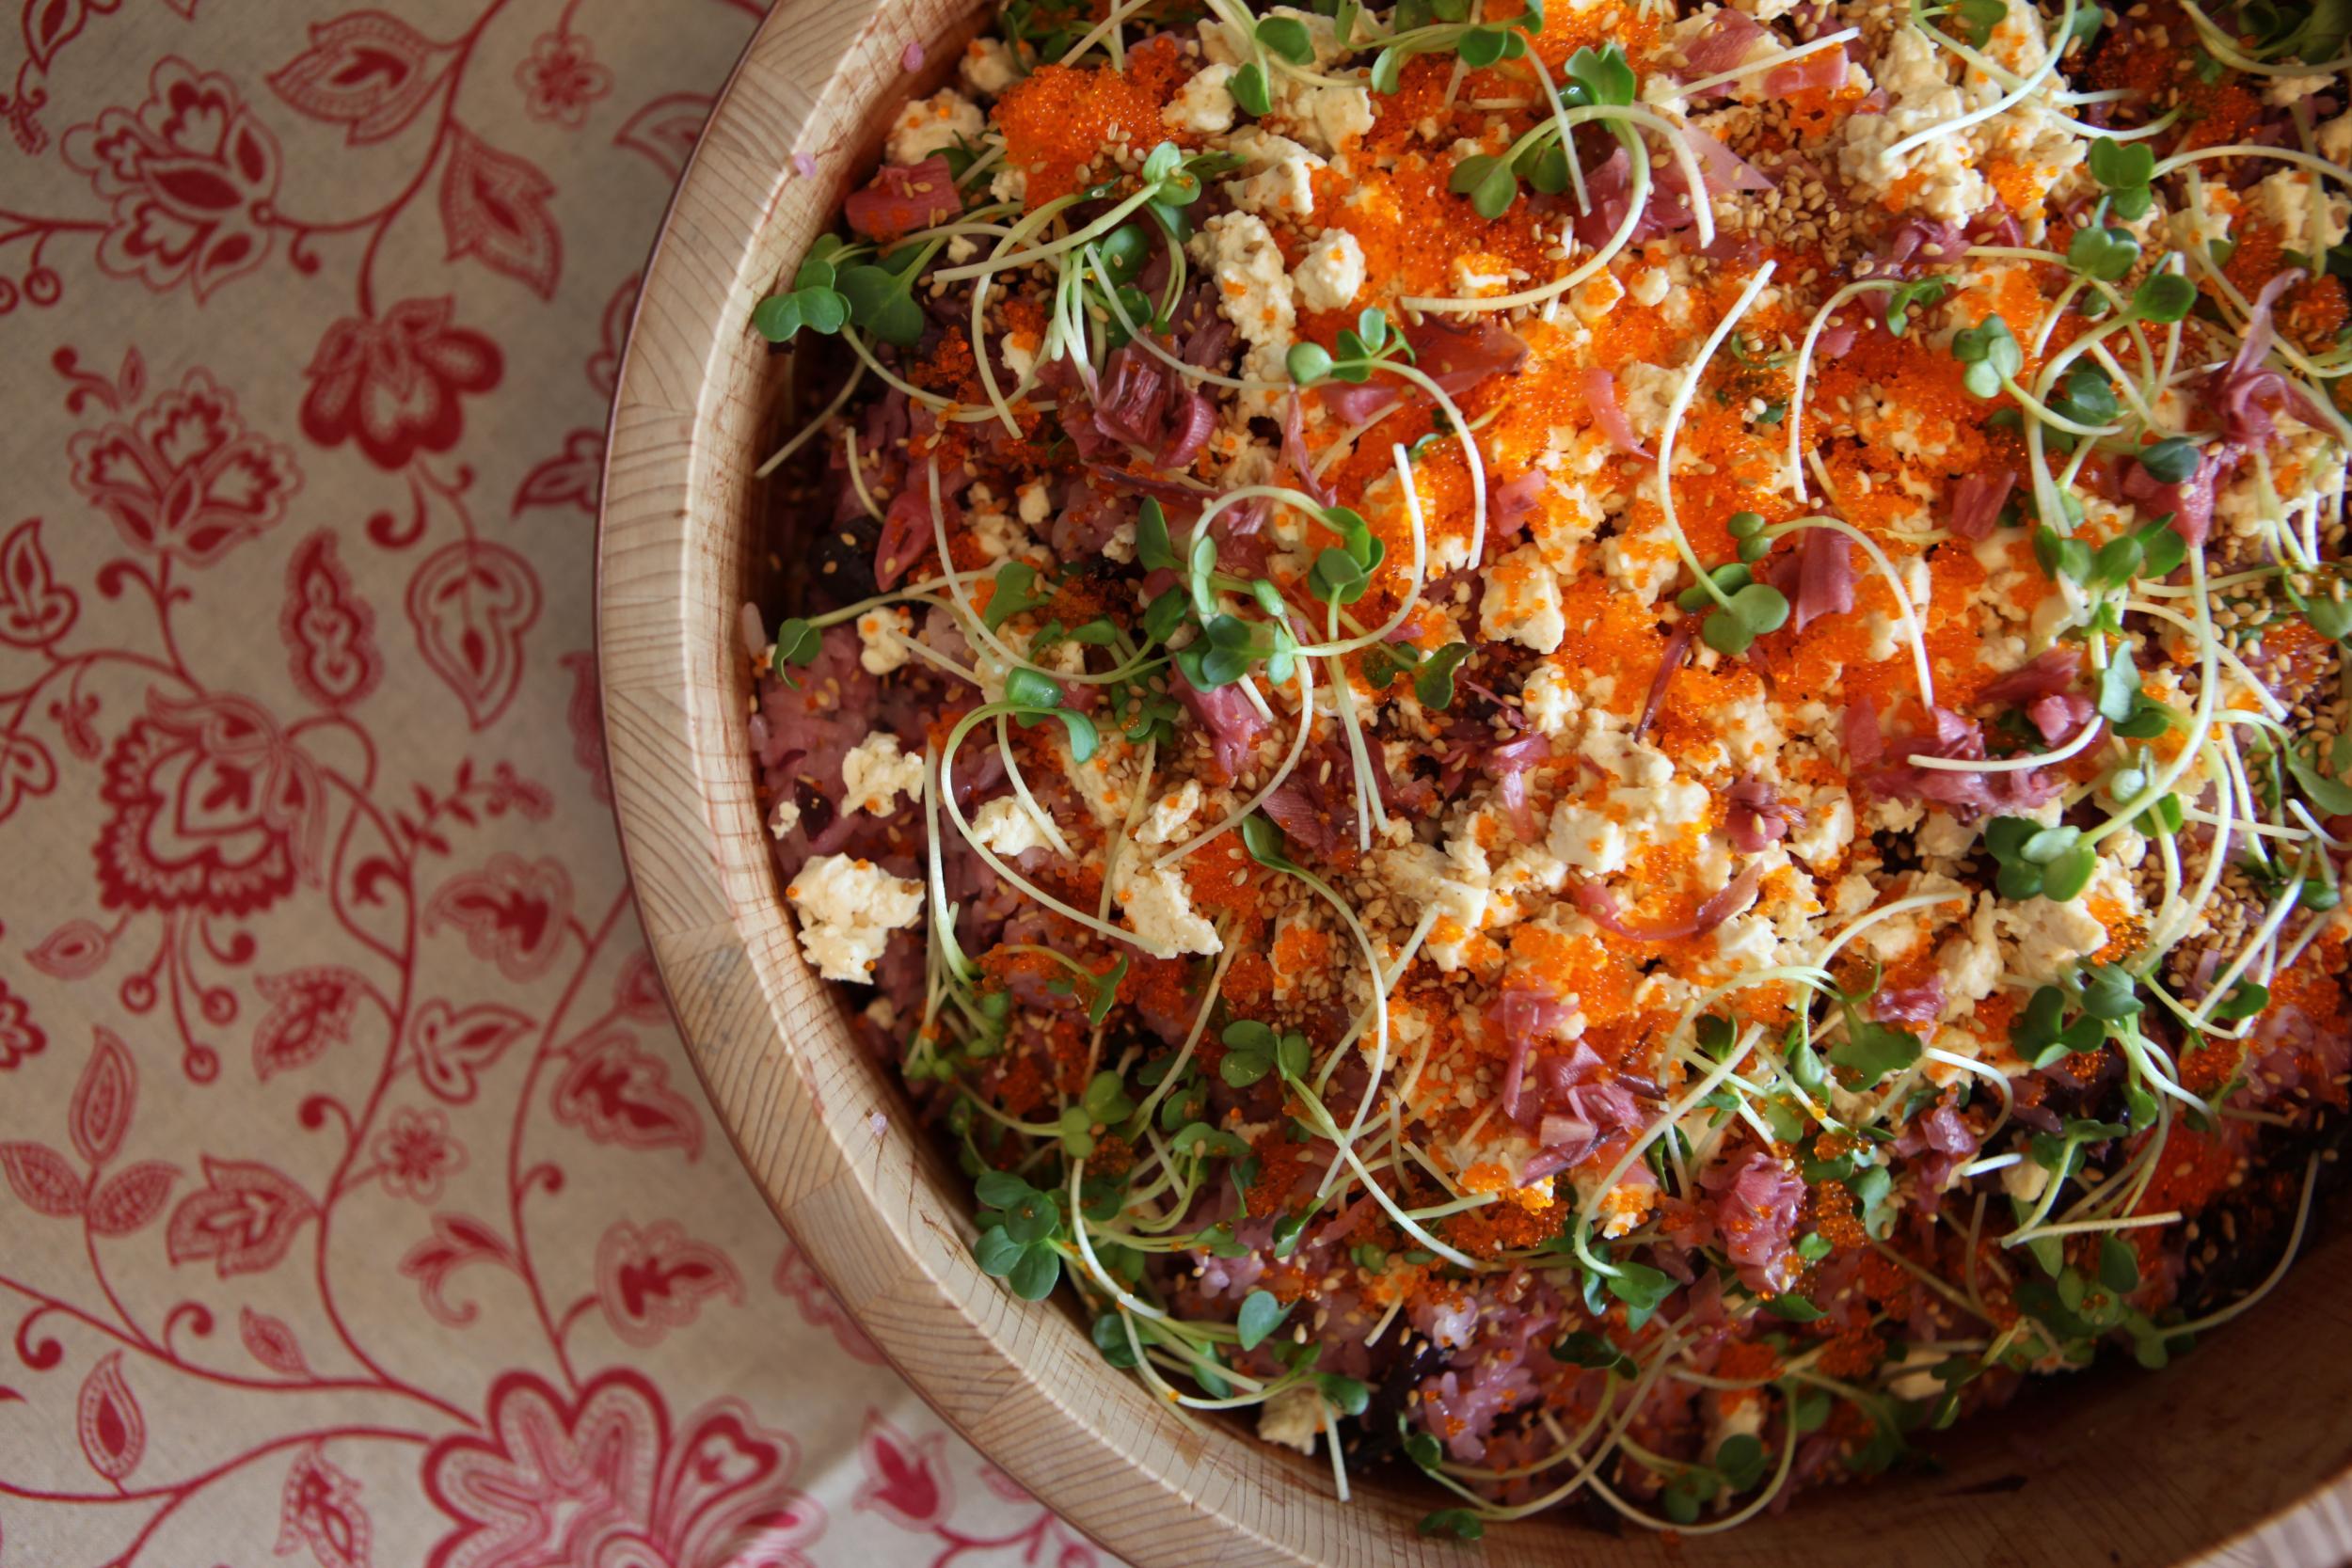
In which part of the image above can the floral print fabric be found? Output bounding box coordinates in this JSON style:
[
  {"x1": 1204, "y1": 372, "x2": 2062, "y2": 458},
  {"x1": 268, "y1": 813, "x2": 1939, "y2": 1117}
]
[{"x1": 0, "y1": 3, "x2": 1113, "y2": 1564}]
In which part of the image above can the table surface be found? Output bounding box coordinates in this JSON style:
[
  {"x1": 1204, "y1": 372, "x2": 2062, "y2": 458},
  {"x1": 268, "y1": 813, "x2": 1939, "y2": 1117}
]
[
  {"x1": 0, "y1": 3, "x2": 1118, "y2": 1563},
  {"x1": 0, "y1": 4, "x2": 2344, "y2": 1567}
]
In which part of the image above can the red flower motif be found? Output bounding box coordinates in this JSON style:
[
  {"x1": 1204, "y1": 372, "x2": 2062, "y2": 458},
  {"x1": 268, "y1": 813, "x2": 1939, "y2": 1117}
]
[
  {"x1": 93, "y1": 690, "x2": 325, "y2": 919},
  {"x1": 165, "y1": 1156, "x2": 316, "y2": 1277},
  {"x1": 423, "y1": 1368, "x2": 824, "y2": 1568},
  {"x1": 299, "y1": 297, "x2": 503, "y2": 470},
  {"x1": 0, "y1": 732, "x2": 57, "y2": 828},
  {"x1": 252, "y1": 967, "x2": 365, "y2": 1081},
  {"x1": 515, "y1": 31, "x2": 612, "y2": 128},
  {"x1": 373, "y1": 1107, "x2": 465, "y2": 1204},
  {"x1": 425, "y1": 855, "x2": 570, "y2": 981},
  {"x1": 595, "y1": 1220, "x2": 744, "y2": 1348},
  {"x1": 66, "y1": 369, "x2": 300, "y2": 567},
  {"x1": 854, "y1": 1414, "x2": 952, "y2": 1532},
  {"x1": 0, "y1": 978, "x2": 45, "y2": 1071},
  {"x1": 281, "y1": 531, "x2": 381, "y2": 711},
  {"x1": 61, "y1": 58, "x2": 281, "y2": 299},
  {"x1": 279, "y1": 1442, "x2": 373, "y2": 1568},
  {"x1": 0, "y1": 518, "x2": 79, "y2": 647},
  {"x1": 551, "y1": 1032, "x2": 701, "y2": 1159}
]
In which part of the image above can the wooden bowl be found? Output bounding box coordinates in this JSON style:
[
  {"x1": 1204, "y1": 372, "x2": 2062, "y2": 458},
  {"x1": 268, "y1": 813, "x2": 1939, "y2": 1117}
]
[{"x1": 596, "y1": 3, "x2": 2352, "y2": 1561}]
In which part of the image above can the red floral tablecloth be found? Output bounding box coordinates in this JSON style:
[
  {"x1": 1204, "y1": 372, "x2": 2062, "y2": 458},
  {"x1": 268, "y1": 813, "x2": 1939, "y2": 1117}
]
[{"x1": 0, "y1": 5, "x2": 1111, "y2": 1564}]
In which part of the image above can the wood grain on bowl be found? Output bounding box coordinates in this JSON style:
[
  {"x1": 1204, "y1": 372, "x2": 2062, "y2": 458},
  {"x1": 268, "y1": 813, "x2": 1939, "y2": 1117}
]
[{"x1": 595, "y1": 0, "x2": 2352, "y2": 1561}]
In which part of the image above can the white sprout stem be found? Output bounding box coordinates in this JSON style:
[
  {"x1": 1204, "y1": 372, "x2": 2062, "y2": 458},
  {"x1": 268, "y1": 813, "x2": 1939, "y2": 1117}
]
[
  {"x1": 1151, "y1": 656, "x2": 1318, "y2": 869},
  {"x1": 1295, "y1": 445, "x2": 1433, "y2": 658},
  {"x1": 994, "y1": 713, "x2": 1076, "y2": 859},
  {"x1": 1774, "y1": 517, "x2": 1940, "y2": 710},
  {"x1": 1884, "y1": 0, "x2": 2074, "y2": 161},
  {"x1": 1909, "y1": 714, "x2": 2106, "y2": 774},
  {"x1": 1069, "y1": 1162, "x2": 1166, "y2": 1320},
  {"x1": 1815, "y1": 889, "x2": 1970, "y2": 968},
  {"x1": 1676, "y1": 27, "x2": 1859, "y2": 97},
  {"x1": 1401, "y1": 119, "x2": 1653, "y2": 312},
  {"x1": 1787, "y1": 280, "x2": 1896, "y2": 499},
  {"x1": 756, "y1": 362, "x2": 869, "y2": 478},
  {"x1": 1655, "y1": 261, "x2": 1777, "y2": 594}
]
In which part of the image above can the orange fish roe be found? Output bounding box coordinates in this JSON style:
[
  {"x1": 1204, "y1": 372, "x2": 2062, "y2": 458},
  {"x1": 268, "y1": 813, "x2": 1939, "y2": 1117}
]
[{"x1": 993, "y1": 46, "x2": 1181, "y2": 205}]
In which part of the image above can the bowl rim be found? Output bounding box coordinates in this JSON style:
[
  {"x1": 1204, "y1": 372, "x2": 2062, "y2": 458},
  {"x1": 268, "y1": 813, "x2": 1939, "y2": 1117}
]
[{"x1": 594, "y1": 1, "x2": 2352, "y2": 1563}]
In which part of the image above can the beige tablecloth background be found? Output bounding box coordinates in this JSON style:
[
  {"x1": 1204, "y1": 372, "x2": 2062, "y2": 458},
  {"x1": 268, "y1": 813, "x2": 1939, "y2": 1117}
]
[{"x1": 0, "y1": 3, "x2": 1116, "y2": 1562}]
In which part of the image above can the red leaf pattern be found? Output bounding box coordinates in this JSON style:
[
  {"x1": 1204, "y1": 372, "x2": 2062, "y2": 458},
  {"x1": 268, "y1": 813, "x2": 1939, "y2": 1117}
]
[
  {"x1": 856, "y1": 1413, "x2": 953, "y2": 1532},
  {"x1": 71, "y1": 1024, "x2": 135, "y2": 1166},
  {"x1": 282, "y1": 531, "x2": 382, "y2": 711},
  {"x1": 267, "y1": 9, "x2": 448, "y2": 143},
  {"x1": 26, "y1": 918, "x2": 112, "y2": 979},
  {"x1": 0, "y1": 518, "x2": 78, "y2": 646},
  {"x1": 252, "y1": 966, "x2": 366, "y2": 1080},
  {"x1": 240, "y1": 1307, "x2": 315, "y2": 1376},
  {"x1": 424, "y1": 854, "x2": 569, "y2": 981},
  {"x1": 405, "y1": 539, "x2": 541, "y2": 729},
  {"x1": 0, "y1": 1142, "x2": 86, "y2": 1217},
  {"x1": 551, "y1": 1032, "x2": 702, "y2": 1159},
  {"x1": 398, "y1": 1212, "x2": 513, "y2": 1326},
  {"x1": 594, "y1": 1219, "x2": 744, "y2": 1347},
  {"x1": 279, "y1": 1442, "x2": 373, "y2": 1568},
  {"x1": 166, "y1": 1157, "x2": 316, "y2": 1277},
  {"x1": 437, "y1": 126, "x2": 561, "y2": 299},
  {"x1": 408, "y1": 998, "x2": 532, "y2": 1102},
  {"x1": 87, "y1": 1160, "x2": 177, "y2": 1236},
  {"x1": 509, "y1": 426, "x2": 603, "y2": 517},
  {"x1": 77, "y1": 1353, "x2": 146, "y2": 1481},
  {"x1": 24, "y1": 0, "x2": 116, "y2": 71}
]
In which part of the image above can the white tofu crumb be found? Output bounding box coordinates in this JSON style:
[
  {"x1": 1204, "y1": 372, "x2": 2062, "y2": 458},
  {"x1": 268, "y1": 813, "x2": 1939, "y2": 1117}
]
[
  {"x1": 960, "y1": 38, "x2": 1021, "y2": 97},
  {"x1": 885, "y1": 88, "x2": 983, "y2": 166},
  {"x1": 1139, "y1": 779, "x2": 1203, "y2": 845},
  {"x1": 787, "y1": 854, "x2": 924, "y2": 981},
  {"x1": 856, "y1": 606, "x2": 913, "y2": 675},
  {"x1": 1257, "y1": 1386, "x2": 1321, "y2": 1454},
  {"x1": 1164, "y1": 62, "x2": 1238, "y2": 135},
  {"x1": 1294, "y1": 229, "x2": 1366, "y2": 312},
  {"x1": 1114, "y1": 859, "x2": 1222, "y2": 958},
  {"x1": 841, "y1": 732, "x2": 924, "y2": 815},
  {"x1": 971, "y1": 795, "x2": 1053, "y2": 857},
  {"x1": 768, "y1": 798, "x2": 802, "y2": 840}
]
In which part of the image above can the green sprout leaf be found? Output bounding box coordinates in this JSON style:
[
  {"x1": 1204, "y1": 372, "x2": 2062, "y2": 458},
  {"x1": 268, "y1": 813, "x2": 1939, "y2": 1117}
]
[
  {"x1": 1414, "y1": 642, "x2": 1474, "y2": 709},
  {"x1": 1236, "y1": 1288, "x2": 1290, "y2": 1350}
]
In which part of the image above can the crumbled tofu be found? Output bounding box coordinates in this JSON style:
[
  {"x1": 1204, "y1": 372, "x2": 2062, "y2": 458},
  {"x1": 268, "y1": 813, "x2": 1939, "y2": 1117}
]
[
  {"x1": 1114, "y1": 858, "x2": 1222, "y2": 958},
  {"x1": 1295, "y1": 229, "x2": 1366, "y2": 311},
  {"x1": 1193, "y1": 212, "x2": 1297, "y2": 398},
  {"x1": 971, "y1": 795, "x2": 1054, "y2": 857},
  {"x1": 786, "y1": 854, "x2": 924, "y2": 981},
  {"x1": 841, "y1": 732, "x2": 924, "y2": 815},
  {"x1": 960, "y1": 38, "x2": 1021, "y2": 97},
  {"x1": 857, "y1": 606, "x2": 913, "y2": 675},
  {"x1": 1257, "y1": 1386, "x2": 1322, "y2": 1454},
  {"x1": 768, "y1": 799, "x2": 802, "y2": 840},
  {"x1": 1224, "y1": 128, "x2": 1324, "y2": 219},
  {"x1": 885, "y1": 88, "x2": 983, "y2": 166},
  {"x1": 1139, "y1": 779, "x2": 1203, "y2": 844},
  {"x1": 1520, "y1": 663, "x2": 1581, "y2": 734},
  {"x1": 1480, "y1": 544, "x2": 1566, "y2": 652},
  {"x1": 1548, "y1": 801, "x2": 1629, "y2": 875},
  {"x1": 1017, "y1": 480, "x2": 1051, "y2": 525},
  {"x1": 1165, "y1": 62, "x2": 1238, "y2": 135}
]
